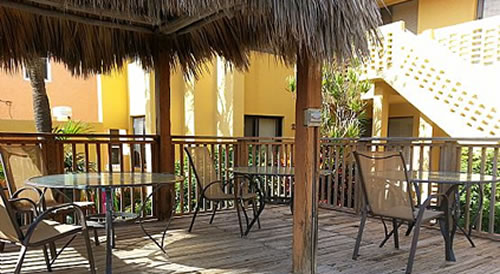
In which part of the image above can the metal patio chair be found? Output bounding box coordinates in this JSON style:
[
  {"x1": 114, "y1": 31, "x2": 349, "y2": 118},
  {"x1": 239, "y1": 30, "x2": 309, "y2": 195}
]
[
  {"x1": 0, "y1": 188, "x2": 96, "y2": 274},
  {"x1": 352, "y1": 151, "x2": 450, "y2": 274},
  {"x1": 185, "y1": 146, "x2": 262, "y2": 237},
  {"x1": 0, "y1": 145, "x2": 98, "y2": 244},
  {"x1": 0, "y1": 145, "x2": 95, "y2": 212}
]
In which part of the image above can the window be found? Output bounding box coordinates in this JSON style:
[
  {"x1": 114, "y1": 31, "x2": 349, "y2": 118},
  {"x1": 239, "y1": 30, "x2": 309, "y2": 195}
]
[
  {"x1": 23, "y1": 58, "x2": 51, "y2": 82},
  {"x1": 131, "y1": 116, "x2": 146, "y2": 168},
  {"x1": 378, "y1": 0, "x2": 418, "y2": 33},
  {"x1": 244, "y1": 115, "x2": 283, "y2": 137},
  {"x1": 478, "y1": 0, "x2": 500, "y2": 18},
  {"x1": 388, "y1": 117, "x2": 414, "y2": 137},
  {"x1": 109, "y1": 129, "x2": 121, "y2": 165}
]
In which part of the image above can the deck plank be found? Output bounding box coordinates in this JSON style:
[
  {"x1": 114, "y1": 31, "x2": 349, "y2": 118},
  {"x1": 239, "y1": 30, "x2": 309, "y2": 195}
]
[{"x1": 1, "y1": 206, "x2": 499, "y2": 274}]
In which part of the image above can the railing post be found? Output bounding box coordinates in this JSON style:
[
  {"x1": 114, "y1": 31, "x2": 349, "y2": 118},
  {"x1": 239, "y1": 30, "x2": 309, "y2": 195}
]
[
  {"x1": 439, "y1": 141, "x2": 460, "y2": 172},
  {"x1": 43, "y1": 135, "x2": 64, "y2": 174},
  {"x1": 235, "y1": 139, "x2": 248, "y2": 167},
  {"x1": 438, "y1": 140, "x2": 460, "y2": 229},
  {"x1": 354, "y1": 141, "x2": 368, "y2": 213}
]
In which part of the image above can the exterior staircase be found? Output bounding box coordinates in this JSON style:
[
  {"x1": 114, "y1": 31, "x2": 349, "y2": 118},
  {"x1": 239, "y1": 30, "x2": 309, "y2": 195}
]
[{"x1": 364, "y1": 17, "x2": 500, "y2": 137}]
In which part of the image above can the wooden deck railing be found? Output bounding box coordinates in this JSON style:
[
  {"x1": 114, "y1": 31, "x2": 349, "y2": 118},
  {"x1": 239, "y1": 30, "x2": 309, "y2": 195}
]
[
  {"x1": 172, "y1": 135, "x2": 295, "y2": 215},
  {"x1": 0, "y1": 133, "x2": 498, "y2": 240},
  {"x1": 0, "y1": 132, "x2": 159, "y2": 217}
]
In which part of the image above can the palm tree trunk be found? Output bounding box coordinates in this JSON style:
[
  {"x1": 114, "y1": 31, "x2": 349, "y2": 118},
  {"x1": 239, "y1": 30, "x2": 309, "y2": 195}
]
[{"x1": 26, "y1": 58, "x2": 52, "y2": 133}]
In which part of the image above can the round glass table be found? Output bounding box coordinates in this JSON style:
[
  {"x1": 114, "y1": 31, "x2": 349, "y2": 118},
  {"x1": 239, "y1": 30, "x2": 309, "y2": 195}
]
[
  {"x1": 28, "y1": 172, "x2": 184, "y2": 274},
  {"x1": 409, "y1": 171, "x2": 499, "y2": 259},
  {"x1": 231, "y1": 166, "x2": 333, "y2": 234}
]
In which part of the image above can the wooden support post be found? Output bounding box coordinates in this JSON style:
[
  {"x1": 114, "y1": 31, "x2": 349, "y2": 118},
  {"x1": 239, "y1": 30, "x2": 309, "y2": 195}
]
[
  {"x1": 155, "y1": 52, "x2": 175, "y2": 221},
  {"x1": 292, "y1": 55, "x2": 322, "y2": 274},
  {"x1": 43, "y1": 135, "x2": 64, "y2": 175}
]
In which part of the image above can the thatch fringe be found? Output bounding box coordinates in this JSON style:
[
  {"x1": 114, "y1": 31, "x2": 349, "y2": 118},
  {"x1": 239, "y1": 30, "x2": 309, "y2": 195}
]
[{"x1": 0, "y1": 0, "x2": 381, "y2": 76}]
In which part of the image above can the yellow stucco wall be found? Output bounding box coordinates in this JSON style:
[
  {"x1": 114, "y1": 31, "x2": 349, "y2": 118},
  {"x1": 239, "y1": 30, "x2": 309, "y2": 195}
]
[
  {"x1": 0, "y1": 62, "x2": 99, "y2": 122},
  {"x1": 148, "y1": 54, "x2": 293, "y2": 138},
  {"x1": 243, "y1": 53, "x2": 296, "y2": 137},
  {"x1": 417, "y1": 0, "x2": 477, "y2": 32},
  {"x1": 100, "y1": 68, "x2": 130, "y2": 131},
  {"x1": 194, "y1": 64, "x2": 218, "y2": 136}
]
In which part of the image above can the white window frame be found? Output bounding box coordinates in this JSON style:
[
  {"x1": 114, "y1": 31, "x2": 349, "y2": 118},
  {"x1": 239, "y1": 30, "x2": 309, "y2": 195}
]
[{"x1": 22, "y1": 58, "x2": 52, "y2": 83}]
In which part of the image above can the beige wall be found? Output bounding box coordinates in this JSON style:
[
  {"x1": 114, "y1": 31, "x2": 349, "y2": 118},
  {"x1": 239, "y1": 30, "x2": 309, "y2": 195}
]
[
  {"x1": 244, "y1": 53, "x2": 296, "y2": 137},
  {"x1": 0, "y1": 61, "x2": 98, "y2": 122},
  {"x1": 418, "y1": 0, "x2": 478, "y2": 32},
  {"x1": 100, "y1": 68, "x2": 130, "y2": 132}
]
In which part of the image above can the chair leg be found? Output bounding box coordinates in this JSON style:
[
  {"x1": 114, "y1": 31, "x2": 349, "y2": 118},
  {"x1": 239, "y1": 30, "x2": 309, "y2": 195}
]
[
  {"x1": 234, "y1": 198, "x2": 244, "y2": 237},
  {"x1": 393, "y1": 219, "x2": 400, "y2": 249},
  {"x1": 251, "y1": 199, "x2": 261, "y2": 229},
  {"x1": 94, "y1": 229, "x2": 100, "y2": 246},
  {"x1": 240, "y1": 200, "x2": 250, "y2": 227},
  {"x1": 42, "y1": 245, "x2": 52, "y2": 272},
  {"x1": 406, "y1": 219, "x2": 423, "y2": 274},
  {"x1": 82, "y1": 230, "x2": 97, "y2": 274},
  {"x1": 111, "y1": 226, "x2": 116, "y2": 248},
  {"x1": 49, "y1": 242, "x2": 57, "y2": 260},
  {"x1": 14, "y1": 246, "x2": 28, "y2": 274},
  {"x1": 405, "y1": 222, "x2": 415, "y2": 236},
  {"x1": 352, "y1": 209, "x2": 367, "y2": 260},
  {"x1": 0, "y1": 242, "x2": 4, "y2": 253},
  {"x1": 209, "y1": 202, "x2": 219, "y2": 224},
  {"x1": 188, "y1": 202, "x2": 201, "y2": 232}
]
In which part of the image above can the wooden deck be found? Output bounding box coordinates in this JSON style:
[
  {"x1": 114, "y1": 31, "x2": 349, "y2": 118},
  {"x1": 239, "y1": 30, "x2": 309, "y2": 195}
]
[{"x1": 2, "y1": 206, "x2": 500, "y2": 274}]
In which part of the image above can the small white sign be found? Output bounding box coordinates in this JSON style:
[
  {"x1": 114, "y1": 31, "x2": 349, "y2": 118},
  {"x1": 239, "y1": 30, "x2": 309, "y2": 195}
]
[{"x1": 304, "y1": 108, "x2": 322, "y2": 127}]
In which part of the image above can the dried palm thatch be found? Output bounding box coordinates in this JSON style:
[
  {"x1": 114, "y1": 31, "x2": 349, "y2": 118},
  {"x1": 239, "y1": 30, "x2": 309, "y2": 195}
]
[{"x1": 0, "y1": 0, "x2": 381, "y2": 76}]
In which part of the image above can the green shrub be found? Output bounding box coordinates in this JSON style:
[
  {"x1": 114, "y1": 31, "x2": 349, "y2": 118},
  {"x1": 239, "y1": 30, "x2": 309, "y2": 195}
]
[{"x1": 459, "y1": 149, "x2": 500, "y2": 233}]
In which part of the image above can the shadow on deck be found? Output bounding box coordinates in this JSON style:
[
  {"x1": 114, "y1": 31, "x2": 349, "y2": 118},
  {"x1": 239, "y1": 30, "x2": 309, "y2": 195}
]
[{"x1": 1, "y1": 206, "x2": 499, "y2": 274}]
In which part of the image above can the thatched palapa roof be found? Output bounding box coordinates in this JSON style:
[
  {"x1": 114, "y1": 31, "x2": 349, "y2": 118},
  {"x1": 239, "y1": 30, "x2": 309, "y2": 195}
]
[{"x1": 0, "y1": 0, "x2": 381, "y2": 76}]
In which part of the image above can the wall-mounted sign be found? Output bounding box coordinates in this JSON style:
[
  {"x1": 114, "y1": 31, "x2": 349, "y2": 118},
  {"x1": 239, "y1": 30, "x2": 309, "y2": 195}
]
[{"x1": 304, "y1": 108, "x2": 321, "y2": 127}]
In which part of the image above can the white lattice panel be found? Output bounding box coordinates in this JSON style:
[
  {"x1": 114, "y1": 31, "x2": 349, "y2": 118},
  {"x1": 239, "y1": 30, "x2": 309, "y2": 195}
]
[
  {"x1": 435, "y1": 16, "x2": 500, "y2": 66},
  {"x1": 364, "y1": 21, "x2": 500, "y2": 137}
]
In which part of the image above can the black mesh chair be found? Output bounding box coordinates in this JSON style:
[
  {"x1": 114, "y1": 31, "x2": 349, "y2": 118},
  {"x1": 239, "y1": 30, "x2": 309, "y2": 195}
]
[
  {"x1": 352, "y1": 151, "x2": 450, "y2": 274},
  {"x1": 185, "y1": 146, "x2": 262, "y2": 236},
  {"x1": 0, "y1": 189, "x2": 96, "y2": 274}
]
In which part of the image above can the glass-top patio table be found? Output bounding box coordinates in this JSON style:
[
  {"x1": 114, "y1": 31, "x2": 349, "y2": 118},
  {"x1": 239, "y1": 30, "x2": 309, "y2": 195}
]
[
  {"x1": 27, "y1": 172, "x2": 184, "y2": 274},
  {"x1": 232, "y1": 166, "x2": 332, "y2": 203},
  {"x1": 375, "y1": 170, "x2": 499, "y2": 261},
  {"x1": 231, "y1": 166, "x2": 333, "y2": 235}
]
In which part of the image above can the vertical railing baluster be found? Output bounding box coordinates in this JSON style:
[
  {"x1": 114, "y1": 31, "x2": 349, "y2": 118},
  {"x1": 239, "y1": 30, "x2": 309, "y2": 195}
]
[
  {"x1": 84, "y1": 143, "x2": 90, "y2": 172},
  {"x1": 489, "y1": 147, "x2": 498, "y2": 234},
  {"x1": 140, "y1": 143, "x2": 146, "y2": 217},
  {"x1": 477, "y1": 147, "x2": 487, "y2": 232},
  {"x1": 189, "y1": 143, "x2": 194, "y2": 213},
  {"x1": 96, "y1": 143, "x2": 102, "y2": 214},
  {"x1": 179, "y1": 144, "x2": 185, "y2": 215},
  {"x1": 465, "y1": 146, "x2": 474, "y2": 229},
  {"x1": 347, "y1": 144, "x2": 354, "y2": 209},
  {"x1": 333, "y1": 145, "x2": 339, "y2": 208}
]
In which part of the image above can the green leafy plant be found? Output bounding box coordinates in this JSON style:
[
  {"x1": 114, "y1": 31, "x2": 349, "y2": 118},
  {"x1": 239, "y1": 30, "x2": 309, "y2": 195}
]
[
  {"x1": 53, "y1": 120, "x2": 96, "y2": 172},
  {"x1": 287, "y1": 62, "x2": 372, "y2": 138},
  {"x1": 0, "y1": 164, "x2": 4, "y2": 180},
  {"x1": 459, "y1": 149, "x2": 500, "y2": 233},
  {"x1": 53, "y1": 120, "x2": 93, "y2": 136}
]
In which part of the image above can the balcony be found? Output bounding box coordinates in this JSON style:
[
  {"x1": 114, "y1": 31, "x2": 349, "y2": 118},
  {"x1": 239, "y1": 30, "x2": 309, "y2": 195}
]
[
  {"x1": 2, "y1": 205, "x2": 500, "y2": 273},
  {"x1": 0, "y1": 133, "x2": 498, "y2": 273}
]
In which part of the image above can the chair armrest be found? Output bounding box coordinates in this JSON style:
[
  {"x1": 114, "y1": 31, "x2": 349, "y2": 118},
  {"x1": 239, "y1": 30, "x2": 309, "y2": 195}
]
[
  {"x1": 414, "y1": 193, "x2": 450, "y2": 223},
  {"x1": 23, "y1": 203, "x2": 87, "y2": 245},
  {"x1": 12, "y1": 186, "x2": 43, "y2": 200},
  {"x1": 202, "y1": 175, "x2": 258, "y2": 198},
  {"x1": 23, "y1": 203, "x2": 87, "y2": 244},
  {"x1": 9, "y1": 197, "x2": 39, "y2": 216}
]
